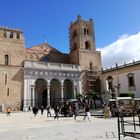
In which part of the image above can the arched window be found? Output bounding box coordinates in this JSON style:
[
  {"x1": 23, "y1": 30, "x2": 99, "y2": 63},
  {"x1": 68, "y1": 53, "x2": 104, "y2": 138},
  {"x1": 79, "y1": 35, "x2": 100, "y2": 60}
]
[
  {"x1": 89, "y1": 62, "x2": 93, "y2": 70},
  {"x1": 17, "y1": 33, "x2": 20, "y2": 39},
  {"x1": 40, "y1": 56, "x2": 49, "y2": 62},
  {"x1": 10, "y1": 32, "x2": 13, "y2": 38},
  {"x1": 5, "y1": 74, "x2": 7, "y2": 85},
  {"x1": 129, "y1": 76, "x2": 134, "y2": 86},
  {"x1": 84, "y1": 28, "x2": 90, "y2": 35},
  {"x1": 127, "y1": 73, "x2": 135, "y2": 90},
  {"x1": 5, "y1": 54, "x2": 9, "y2": 65},
  {"x1": 85, "y1": 41, "x2": 90, "y2": 50},
  {"x1": 107, "y1": 76, "x2": 113, "y2": 92},
  {"x1": 7, "y1": 88, "x2": 9, "y2": 96},
  {"x1": 84, "y1": 28, "x2": 86, "y2": 35},
  {"x1": 87, "y1": 29, "x2": 89, "y2": 35}
]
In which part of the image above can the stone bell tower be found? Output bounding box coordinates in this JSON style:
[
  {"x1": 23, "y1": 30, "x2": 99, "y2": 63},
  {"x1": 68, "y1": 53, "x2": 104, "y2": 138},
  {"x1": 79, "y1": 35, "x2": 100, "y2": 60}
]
[
  {"x1": 70, "y1": 15, "x2": 102, "y2": 94},
  {"x1": 0, "y1": 26, "x2": 25, "y2": 110}
]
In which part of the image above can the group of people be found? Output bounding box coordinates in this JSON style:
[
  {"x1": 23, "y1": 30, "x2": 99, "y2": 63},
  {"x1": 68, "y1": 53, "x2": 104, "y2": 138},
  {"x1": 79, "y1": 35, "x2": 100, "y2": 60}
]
[
  {"x1": 31, "y1": 101, "x2": 92, "y2": 122},
  {"x1": 32, "y1": 106, "x2": 51, "y2": 117}
]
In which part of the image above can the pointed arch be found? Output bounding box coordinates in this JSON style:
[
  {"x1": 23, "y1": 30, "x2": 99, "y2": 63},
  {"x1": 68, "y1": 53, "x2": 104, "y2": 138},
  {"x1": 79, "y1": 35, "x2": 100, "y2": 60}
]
[{"x1": 85, "y1": 41, "x2": 91, "y2": 50}]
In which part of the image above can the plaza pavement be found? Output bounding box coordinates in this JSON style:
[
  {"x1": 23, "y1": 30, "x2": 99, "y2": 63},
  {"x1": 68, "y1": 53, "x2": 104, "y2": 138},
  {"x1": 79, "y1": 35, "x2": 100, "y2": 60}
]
[{"x1": 0, "y1": 110, "x2": 139, "y2": 140}]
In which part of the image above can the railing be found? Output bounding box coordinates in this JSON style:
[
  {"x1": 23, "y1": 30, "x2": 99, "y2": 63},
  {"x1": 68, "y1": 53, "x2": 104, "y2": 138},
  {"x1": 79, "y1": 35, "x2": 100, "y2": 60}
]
[{"x1": 117, "y1": 112, "x2": 140, "y2": 140}]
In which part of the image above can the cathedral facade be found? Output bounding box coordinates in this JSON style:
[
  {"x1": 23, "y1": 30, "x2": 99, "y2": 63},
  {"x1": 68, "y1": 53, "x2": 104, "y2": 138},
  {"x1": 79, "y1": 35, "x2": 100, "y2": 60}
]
[{"x1": 0, "y1": 16, "x2": 101, "y2": 111}]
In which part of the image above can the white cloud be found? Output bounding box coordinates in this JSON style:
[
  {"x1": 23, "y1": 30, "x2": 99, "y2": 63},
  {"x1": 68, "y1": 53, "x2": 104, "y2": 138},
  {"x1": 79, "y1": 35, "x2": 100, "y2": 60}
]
[{"x1": 98, "y1": 32, "x2": 140, "y2": 68}]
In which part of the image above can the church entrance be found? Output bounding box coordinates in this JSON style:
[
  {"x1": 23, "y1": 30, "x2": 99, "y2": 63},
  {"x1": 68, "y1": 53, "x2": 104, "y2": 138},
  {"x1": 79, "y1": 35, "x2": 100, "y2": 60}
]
[
  {"x1": 42, "y1": 89, "x2": 47, "y2": 108},
  {"x1": 50, "y1": 79, "x2": 61, "y2": 107},
  {"x1": 35, "y1": 78, "x2": 47, "y2": 108},
  {"x1": 33, "y1": 78, "x2": 75, "y2": 108},
  {"x1": 64, "y1": 79, "x2": 74, "y2": 99}
]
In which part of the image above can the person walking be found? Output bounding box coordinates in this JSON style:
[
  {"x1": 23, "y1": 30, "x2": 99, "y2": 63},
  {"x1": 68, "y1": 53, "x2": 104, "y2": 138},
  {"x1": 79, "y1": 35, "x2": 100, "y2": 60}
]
[
  {"x1": 73, "y1": 105, "x2": 78, "y2": 120},
  {"x1": 54, "y1": 105, "x2": 60, "y2": 120},
  {"x1": 32, "y1": 106, "x2": 39, "y2": 117},
  {"x1": 83, "y1": 105, "x2": 91, "y2": 122},
  {"x1": 40, "y1": 106, "x2": 44, "y2": 115},
  {"x1": 6, "y1": 106, "x2": 11, "y2": 116},
  {"x1": 73, "y1": 103, "x2": 79, "y2": 120},
  {"x1": 46, "y1": 106, "x2": 51, "y2": 117}
]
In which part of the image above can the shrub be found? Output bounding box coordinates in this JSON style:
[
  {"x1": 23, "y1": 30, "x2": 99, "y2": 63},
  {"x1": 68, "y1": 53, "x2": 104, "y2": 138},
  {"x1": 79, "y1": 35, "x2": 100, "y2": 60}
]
[{"x1": 119, "y1": 92, "x2": 135, "y2": 98}]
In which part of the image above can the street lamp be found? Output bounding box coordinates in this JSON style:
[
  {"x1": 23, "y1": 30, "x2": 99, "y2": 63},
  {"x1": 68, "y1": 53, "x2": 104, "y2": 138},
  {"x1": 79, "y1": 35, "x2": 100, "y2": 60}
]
[{"x1": 114, "y1": 83, "x2": 121, "y2": 97}]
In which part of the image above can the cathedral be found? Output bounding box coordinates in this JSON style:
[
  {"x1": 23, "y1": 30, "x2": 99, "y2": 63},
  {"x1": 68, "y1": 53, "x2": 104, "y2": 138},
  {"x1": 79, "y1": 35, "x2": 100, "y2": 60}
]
[
  {"x1": 0, "y1": 15, "x2": 140, "y2": 111},
  {"x1": 0, "y1": 16, "x2": 101, "y2": 111}
]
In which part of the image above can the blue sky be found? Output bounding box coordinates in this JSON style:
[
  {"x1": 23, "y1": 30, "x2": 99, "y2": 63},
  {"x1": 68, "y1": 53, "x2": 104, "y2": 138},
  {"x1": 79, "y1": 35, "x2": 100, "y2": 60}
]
[{"x1": 0, "y1": 0, "x2": 140, "y2": 67}]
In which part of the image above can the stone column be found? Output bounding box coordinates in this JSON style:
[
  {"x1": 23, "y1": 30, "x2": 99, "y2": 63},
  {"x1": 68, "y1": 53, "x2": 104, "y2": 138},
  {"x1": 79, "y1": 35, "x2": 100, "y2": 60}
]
[
  {"x1": 23, "y1": 79, "x2": 28, "y2": 111},
  {"x1": 78, "y1": 80, "x2": 82, "y2": 94},
  {"x1": 73, "y1": 81, "x2": 77, "y2": 98},
  {"x1": 47, "y1": 85, "x2": 50, "y2": 106},
  {"x1": 105, "y1": 79, "x2": 109, "y2": 91},
  {"x1": 31, "y1": 85, "x2": 35, "y2": 107},
  {"x1": 73, "y1": 85, "x2": 77, "y2": 98},
  {"x1": 60, "y1": 80, "x2": 64, "y2": 101}
]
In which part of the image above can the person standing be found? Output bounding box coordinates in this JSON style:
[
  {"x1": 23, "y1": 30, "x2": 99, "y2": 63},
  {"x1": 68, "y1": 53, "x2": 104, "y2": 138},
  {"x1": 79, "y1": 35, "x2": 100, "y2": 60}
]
[
  {"x1": 73, "y1": 105, "x2": 78, "y2": 120},
  {"x1": 103, "y1": 104, "x2": 111, "y2": 118}
]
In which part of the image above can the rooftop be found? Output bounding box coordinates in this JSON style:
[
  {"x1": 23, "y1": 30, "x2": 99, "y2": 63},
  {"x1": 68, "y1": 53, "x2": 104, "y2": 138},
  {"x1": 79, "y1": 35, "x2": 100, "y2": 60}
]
[{"x1": 103, "y1": 60, "x2": 140, "y2": 73}]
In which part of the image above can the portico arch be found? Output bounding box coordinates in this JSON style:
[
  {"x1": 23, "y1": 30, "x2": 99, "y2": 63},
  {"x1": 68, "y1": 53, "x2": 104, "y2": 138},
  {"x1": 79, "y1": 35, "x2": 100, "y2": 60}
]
[
  {"x1": 35, "y1": 78, "x2": 47, "y2": 108},
  {"x1": 50, "y1": 79, "x2": 61, "y2": 107},
  {"x1": 64, "y1": 79, "x2": 74, "y2": 99}
]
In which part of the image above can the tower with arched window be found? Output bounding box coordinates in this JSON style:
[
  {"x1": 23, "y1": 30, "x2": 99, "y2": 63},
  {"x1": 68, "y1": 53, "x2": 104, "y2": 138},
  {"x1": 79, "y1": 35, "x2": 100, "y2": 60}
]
[
  {"x1": 70, "y1": 15, "x2": 101, "y2": 71},
  {"x1": 69, "y1": 16, "x2": 102, "y2": 94}
]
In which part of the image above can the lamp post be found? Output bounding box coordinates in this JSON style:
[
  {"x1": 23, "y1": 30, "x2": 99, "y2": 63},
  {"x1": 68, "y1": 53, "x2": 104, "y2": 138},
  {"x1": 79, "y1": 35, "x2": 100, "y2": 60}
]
[{"x1": 114, "y1": 83, "x2": 121, "y2": 97}]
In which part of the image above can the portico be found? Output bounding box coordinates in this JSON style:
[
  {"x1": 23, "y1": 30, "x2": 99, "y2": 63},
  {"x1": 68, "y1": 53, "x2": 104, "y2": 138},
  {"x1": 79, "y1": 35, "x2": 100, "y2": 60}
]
[{"x1": 23, "y1": 61, "x2": 81, "y2": 110}]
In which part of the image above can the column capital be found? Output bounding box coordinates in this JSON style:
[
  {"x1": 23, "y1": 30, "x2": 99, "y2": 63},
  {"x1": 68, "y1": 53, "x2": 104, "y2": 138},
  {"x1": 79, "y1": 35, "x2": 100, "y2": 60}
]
[
  {"x1": 31, "y1": 85, "x2": 35, "y2": 88},
  {"x1": 46, "y1": 85, "x2": 50, "y2": 88},
  {"x1": 73, "y1": 80, "x2": 77, "y2": 86},
  {"x1": 47, "y1": 79, "x2": 51, "y2": 85}
]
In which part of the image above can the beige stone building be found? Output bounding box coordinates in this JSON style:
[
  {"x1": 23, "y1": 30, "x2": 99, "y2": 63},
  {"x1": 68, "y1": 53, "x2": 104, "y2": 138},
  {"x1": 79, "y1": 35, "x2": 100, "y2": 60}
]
[
  {"x1": 101, "y1": 61, "x2": 140, "y2": 102},
  {"x1": 0, "y1": 16, "x2": 101, "y2": 111}
]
